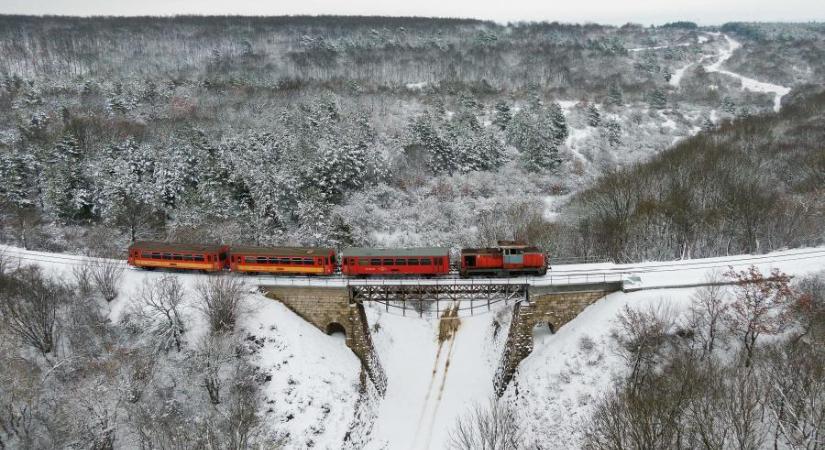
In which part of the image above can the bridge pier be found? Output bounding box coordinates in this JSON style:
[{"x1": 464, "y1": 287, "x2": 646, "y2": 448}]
[
  {"x1": 494, "y1": 282, "x2": 621, "y2": 396},
  {"x1": 263, "y1": 286, "x2": 387, "y2": 395}
]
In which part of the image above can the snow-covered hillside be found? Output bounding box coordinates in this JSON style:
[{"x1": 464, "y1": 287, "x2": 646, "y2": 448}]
[{"x1": 3, "y1": 245, "x2": 825, "y2": 448}]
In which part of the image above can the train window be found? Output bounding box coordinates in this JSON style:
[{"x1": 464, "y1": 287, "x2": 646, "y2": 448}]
[
  {"x1": 383, "y1": 259, "x2": 394, "y2": 265},
  {"x1": 407, "y1": 258, "x2": 419, "y2": 265},
  {"x1": 220, "y1": 252, "x2": 227, "y2": 260},
  {"x1": 152, "y1": 252, "x2": 161, "y2": 259},
  {"x1": 194, "y1": 255, "x2": 205, "y2": 262},
  {"x1": 370, "y1": 258, "x2": 380, "y2": 265},
  {"x1": 303, "y1": 258, "x2": 313, "y2": 265},
  {"x1": 268, "y1": 257, "x2": 278, "y2": 264},
  {"x1": 358, "y1": 259, "x2": 368, "y2": 266},
  {"x1": 257, "y1": 257, "x2": 268, "y2": 263},
  {"x1": 173, "y1": 254, "x2": 183, "y2": 261},
  {"x1": 162, "y1": 253, "x2": 172, "y2": 260},
  {"x1": 421, "y1": 258, "x2": 432, "y2": 265},
  {"x1": 244, "y1": 256, "x2": 254, "y2": 263},
  {"x1": 291, "y1": 257, "x2": 302, "y2": 264},
  {"x1": 395, "y1": 259, "x2": 406, "y2": 265},
  {"x1": 184, "y1": 255, "x2": 193, "y2": 261},
  {"x1": 141, "y1": 252, "x2": 151, "y2": 258},
  {"x1": 277, "y1": 258, "x2": 288, "y2": 264}
]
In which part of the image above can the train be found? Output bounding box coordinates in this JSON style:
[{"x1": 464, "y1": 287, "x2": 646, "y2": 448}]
[{"x1": 127, "y1": 240, "x2": 548, "y2": 277}]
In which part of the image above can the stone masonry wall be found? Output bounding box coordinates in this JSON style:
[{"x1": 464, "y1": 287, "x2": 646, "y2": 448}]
[
  {"x1": 263, "y1": 286, "x2": 387, "y2": 395},
  {"x1": 494, "y1": 288, "x2": 617, "y2": 396}
]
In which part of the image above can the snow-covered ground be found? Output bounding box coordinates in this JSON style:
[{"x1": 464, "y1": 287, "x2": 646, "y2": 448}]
[
  {"x1": 506, "y1": 247, "x2": 825, "y2": 448},
  {"x1": 364, "y1": 308, "x2": 505, "y2": 449},
  {"x1": 3, "y1": 244, "x2": 825, "y2": 448},
  {"x1": 704, "y1": 33, "x2": 791, "y2": 112}
]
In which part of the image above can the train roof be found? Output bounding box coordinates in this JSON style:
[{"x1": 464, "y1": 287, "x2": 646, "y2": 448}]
[
  {"x1": 341, "y1": 247, "x2": 450, "y2": 258},
  {"x1": 229, "y1": 246, "x2": 335, "y2": 257},
  {"x1": 462, "y1": 246, "x2": 542, "y2": 254},
  {"x1": 129, "y1": 241, "x2": 224, "y2": 253}
]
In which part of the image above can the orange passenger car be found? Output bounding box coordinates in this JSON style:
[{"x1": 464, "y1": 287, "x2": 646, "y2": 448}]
[
  {"x1": 127, "y1": 241, "x2": 229, "y2": 272},
  {"x1": 460, "y1": 241, "x2": 547, "y2": 277},
  {"x1": 228, "y1": 246, "x2": 336, "y2": 275}
]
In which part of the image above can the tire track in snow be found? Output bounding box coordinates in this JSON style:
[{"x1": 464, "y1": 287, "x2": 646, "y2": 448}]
[{"x1": 410, "y1": 306, "x2": 461, "y2": 450}]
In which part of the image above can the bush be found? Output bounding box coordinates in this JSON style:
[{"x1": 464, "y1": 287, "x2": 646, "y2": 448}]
[{"x1": 196, "y1": 275, "x2": 246, "y2": 334}]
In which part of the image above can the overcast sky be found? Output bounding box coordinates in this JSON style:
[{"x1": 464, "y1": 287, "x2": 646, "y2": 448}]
[{"x1": 2, "y1": 0, "x2": 824, "y2": 25}]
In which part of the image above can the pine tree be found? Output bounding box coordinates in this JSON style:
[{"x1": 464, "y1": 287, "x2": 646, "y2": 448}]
[
  {"x1": 493, "y1": 102, "x2": 512, "y2": 130},
  {"x1": 549, "y1": 102, "x2": 569, "y2": 144},
  {"x1": 587, "y1": 103, "x2": 601, "y2": 127},
  {"x1": 649, "y1": 88, "x2": 667, "y2": 110},
  {"x1": 607, "y1": 82, "x2": 624, "y2": 107},
  {"x1": 604, "y1": 120, "x2": 622, "y2": 147},
  {"x1": 722, "y1": 96, "x2": 737, "y2": 114},
  {"x1": 702, "y1": 116, "x2": 715, "y2": 132}
]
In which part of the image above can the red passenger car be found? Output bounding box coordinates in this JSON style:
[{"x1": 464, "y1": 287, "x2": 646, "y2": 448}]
[
  {"x1": 228, "y1": 246, "x2": 336, "y2": 275},
  {"x1": 127, "y1": 241, "x2": 229, "y2": 272},
  {"x1": 460, "y1": 241, "x2": 547, "y2": 277},
  {"x1": 340, "y1": 247, "x2": 451, "y2": 277}
]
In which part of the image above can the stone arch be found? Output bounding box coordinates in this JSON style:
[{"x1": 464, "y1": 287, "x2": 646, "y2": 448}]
[{"x1": 325, "y1": 322, "x2": 347, "y2": 336}]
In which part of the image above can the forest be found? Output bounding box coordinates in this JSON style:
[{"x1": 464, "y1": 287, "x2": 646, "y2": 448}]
[{"x1": 1, "y1": 16, "x2": 822, "y2": 259}]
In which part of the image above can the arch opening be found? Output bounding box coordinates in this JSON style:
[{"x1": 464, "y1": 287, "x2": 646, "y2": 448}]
[
  {"x1": 325, "y1": 322, "x2": 347, "y2": 337},
  {"x1": 531, "y1": 321, "x2": 555, "y2": 340}
]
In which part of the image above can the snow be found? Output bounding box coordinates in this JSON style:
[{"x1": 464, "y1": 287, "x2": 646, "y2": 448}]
[
  {"x1": 405, "y1": 81, "x2": 428, "y2": 91},
  {"x1": 4, "y1": 244, "x2": 825, "y2": 448},
  {"x1": 669, "y1": 61, "x2": 693, "y2": 87},
  {"x1": 628, "y1": 42, "x2": 691, "y2": 52},
  {"x1": 507, "y1": 247, "x2": 825, "y2": 448},
  {"x1": 365, "y1": 306, "x2": 504, "y2": 450},
  {"x1": 243, "y1": 296, "x2": 362, "y2": 449},
  {"x1": 0, "y1": 245, "x2": 362, "y2": 450},
  {"x1": 704, "y1": 34, "x2": 791, "y2": 112}
]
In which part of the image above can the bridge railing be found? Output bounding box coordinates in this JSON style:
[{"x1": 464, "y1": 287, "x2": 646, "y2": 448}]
[{"x1": 254, "y1": 271, "x2": 628, "y2": 288}]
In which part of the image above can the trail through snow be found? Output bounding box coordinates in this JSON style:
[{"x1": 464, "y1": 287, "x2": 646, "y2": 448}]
[{"x1": 704, "y1": 33, "x2": 791, "y2": 112}]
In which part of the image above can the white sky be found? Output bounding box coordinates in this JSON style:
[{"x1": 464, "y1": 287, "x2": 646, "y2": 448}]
[{"x1": 2, "y1": 0, "x2": 824, "y2": 25}]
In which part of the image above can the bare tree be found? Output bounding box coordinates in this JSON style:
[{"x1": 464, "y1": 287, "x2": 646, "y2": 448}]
[
  {"x1": 611, "y1": 303, "x2": 679, "y2": 390},
  {"x1": 134, "y1": 276, "x2": 187, "y2": 352},
  {"x1": 689, "y1": 273, "x2": 729, "y2": 356},
  {"x1": 89, "y1": 259, "x2": 125, "y2": 303},
  {"x1": 72, "y1": 261, "x2": 94, "y2": 297},
  {"x1": 191, "y1": 334, "x2": 235, "y2": 405},
  {"x1": 761, "y1": 342, "x2": 825, "y2": 450},
  {"x1": 0, "y1": 266, "x2": 66, "y2": 355},
  {"x1": 448, "y1": 398, "x2": 523, "y2": 450},
  {"x1": 196, "y1": 275, "x2": 246, "y2": 334},
  {"x1": 721, "y1": 365, "x2": 768, "y2": 450},
  {"x1": 724, "y1": 266, "x2": 794, "y2": 367}
]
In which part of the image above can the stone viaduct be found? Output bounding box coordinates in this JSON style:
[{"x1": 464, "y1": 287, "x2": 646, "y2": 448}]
[{"x1": 261, "y1": 280, "x2": 623, "y2": 397}]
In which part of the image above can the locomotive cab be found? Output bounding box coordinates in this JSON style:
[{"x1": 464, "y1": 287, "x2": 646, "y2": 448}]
[{"x1": 460, "y1": 241, "x2": 547, "y2": 277}]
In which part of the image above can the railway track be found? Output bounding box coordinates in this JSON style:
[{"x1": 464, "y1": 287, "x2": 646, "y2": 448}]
[{"x1": 3, "y1": 245, "x2": 825, "y2": 288}]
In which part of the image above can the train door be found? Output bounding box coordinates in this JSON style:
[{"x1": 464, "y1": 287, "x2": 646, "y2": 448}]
[{"x1": 463, "y1": 255, "x2": 476, "y2": 268}]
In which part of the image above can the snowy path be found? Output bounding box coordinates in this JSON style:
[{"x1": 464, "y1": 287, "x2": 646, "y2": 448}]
[
  {"x1": 704, "y1": 33, "x2": 791, "y2": 112},
  {"x1": 669, "y1": 61, "x2": 693, "y2": 87}
]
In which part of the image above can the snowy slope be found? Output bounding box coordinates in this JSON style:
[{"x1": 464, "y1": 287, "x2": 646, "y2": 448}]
[
  {"x1": 704, "y1": 33, "x2": 791, "y2": 112},
  {"x1": 0, "y1": 245, "x2": 362, "y2": 450},
  {"x1": 504, "y1": 249, "x2": 825, "y2": 449},
  {"x1": 3, "y1": 244, "x2": 825, "y2": 449},
  {"x1": 364, "y1": 307, "x2": 507, "y2": 449}
]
